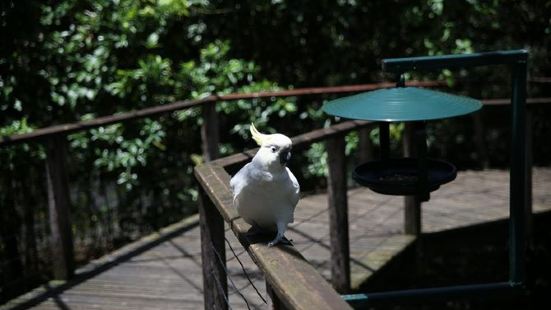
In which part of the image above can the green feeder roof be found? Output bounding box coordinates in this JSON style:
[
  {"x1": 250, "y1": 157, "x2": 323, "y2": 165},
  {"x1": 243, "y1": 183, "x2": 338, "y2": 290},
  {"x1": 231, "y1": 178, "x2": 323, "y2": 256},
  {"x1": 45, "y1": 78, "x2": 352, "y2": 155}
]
[{"x1": 323, "y1": 87, "x2": 482, "y2": 122}]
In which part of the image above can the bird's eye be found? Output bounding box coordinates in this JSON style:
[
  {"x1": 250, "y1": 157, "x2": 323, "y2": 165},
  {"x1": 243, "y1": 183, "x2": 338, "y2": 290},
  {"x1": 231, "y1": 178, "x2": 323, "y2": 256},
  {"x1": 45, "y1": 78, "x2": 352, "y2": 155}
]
[{"x1": 271, "y1": 146, "x2": 278, "y2": 153}]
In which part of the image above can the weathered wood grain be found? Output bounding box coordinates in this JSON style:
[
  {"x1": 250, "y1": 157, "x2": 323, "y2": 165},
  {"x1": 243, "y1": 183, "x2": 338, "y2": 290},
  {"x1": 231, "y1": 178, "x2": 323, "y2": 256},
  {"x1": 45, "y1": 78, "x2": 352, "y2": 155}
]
[
  {"x1": 198, "y1": 186, "x2": 227, "y2": 310},
  {"x1": 45, "y1": 135, "x2": 74, "y2": 280},
  {"x1": 326, "y1": 134, "x2": 351, "y2": 293}
]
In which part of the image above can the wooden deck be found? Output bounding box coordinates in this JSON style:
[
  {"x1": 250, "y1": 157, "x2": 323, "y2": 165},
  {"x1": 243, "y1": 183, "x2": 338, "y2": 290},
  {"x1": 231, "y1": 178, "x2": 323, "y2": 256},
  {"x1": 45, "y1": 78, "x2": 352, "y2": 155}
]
[{"x1": 4, "y1": 168, "x2": 551, "y2": 310}]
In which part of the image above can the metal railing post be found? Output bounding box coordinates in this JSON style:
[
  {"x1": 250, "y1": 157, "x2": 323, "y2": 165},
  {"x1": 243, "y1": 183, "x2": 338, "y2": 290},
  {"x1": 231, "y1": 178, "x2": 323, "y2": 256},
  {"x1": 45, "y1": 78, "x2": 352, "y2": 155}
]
[
  {"x1": 525, "y1": 109, "x2": 533, "y2": 246},
  {"x1": 509, "y1": 59, "x2": 528, "y2": 285},
  {"x1": 403, "y1": 122, "x2": 422, "y2": 235}
]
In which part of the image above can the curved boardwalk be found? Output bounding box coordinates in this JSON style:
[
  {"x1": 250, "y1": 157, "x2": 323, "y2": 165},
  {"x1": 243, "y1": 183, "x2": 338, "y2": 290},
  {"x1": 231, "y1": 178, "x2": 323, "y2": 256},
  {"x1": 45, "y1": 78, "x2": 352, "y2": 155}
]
[{"x1": 4, "y1": 168, "x2": 551, "y2": 310}]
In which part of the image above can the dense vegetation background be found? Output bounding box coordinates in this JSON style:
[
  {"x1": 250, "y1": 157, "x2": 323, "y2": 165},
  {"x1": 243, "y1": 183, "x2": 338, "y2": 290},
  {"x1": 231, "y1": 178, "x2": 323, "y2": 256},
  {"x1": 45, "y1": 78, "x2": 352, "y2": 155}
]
[{"x1": 1, "y1": 0, "x2": 550, "y2": 303}]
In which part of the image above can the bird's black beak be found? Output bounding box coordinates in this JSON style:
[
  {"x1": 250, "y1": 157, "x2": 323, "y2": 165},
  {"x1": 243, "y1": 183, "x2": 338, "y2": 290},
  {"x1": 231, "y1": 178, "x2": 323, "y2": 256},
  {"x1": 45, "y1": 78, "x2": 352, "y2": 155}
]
[{"x1": 279, "y1": 148, "x2": 291, "y2": 165}]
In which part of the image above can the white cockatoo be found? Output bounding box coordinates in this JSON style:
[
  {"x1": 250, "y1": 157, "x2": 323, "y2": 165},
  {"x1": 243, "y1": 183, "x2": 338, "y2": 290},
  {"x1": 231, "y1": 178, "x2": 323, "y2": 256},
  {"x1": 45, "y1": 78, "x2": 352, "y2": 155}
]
[{"x1": 230, "y1": 124, "x2": 300, "y2": 246}]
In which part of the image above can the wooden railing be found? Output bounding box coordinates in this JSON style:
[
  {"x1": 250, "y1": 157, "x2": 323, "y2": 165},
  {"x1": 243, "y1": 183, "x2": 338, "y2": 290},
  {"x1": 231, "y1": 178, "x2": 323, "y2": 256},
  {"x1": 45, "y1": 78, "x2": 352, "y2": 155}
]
[
  {"x1": 2, "y1": 78, "x2": 550, "y2": 307},
  {"x1": 195, "y1": 120, "x2": 374, "y2": 310},
  {"x1": 0, "y1": 80, "x2": 440, "y2": 282},
  {"x1": 194, "y1": 101, "x2": 549, "y2": 308}
]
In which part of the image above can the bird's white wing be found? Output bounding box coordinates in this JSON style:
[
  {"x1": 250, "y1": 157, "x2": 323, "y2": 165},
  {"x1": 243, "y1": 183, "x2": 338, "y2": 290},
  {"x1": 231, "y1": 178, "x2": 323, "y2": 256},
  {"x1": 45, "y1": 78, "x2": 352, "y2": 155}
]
[
  {"x1": 230, "y1": 163, "x2": 249, "y2": 201},
  {"x1": 230, "y1": 162, "x2": 273, "y2": 200},
  {"x1": 231, "y1": 162, "x2": 300, "y2": 225},
  {"x1": 286, "y1": 167, "x2": 300, "y2": 209}
]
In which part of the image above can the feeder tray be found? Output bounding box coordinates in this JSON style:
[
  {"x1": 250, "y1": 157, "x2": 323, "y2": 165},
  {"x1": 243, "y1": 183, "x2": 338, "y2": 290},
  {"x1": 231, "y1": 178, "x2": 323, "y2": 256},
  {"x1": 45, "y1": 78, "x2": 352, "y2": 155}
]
[{"x1": 352, "y1": 158, "x2": 457, "y2": 196}]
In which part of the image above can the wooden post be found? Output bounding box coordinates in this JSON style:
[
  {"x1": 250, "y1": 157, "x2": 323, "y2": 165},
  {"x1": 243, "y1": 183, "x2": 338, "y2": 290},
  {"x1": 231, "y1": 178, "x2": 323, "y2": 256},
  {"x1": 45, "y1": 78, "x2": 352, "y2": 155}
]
[
  {"x1": 403, "y1": 123, "x2": 421, "y2": 235},
  {"x1": 326, "y1": 134, "x2": 350, "y2": 293},
  {"x1": 45, "y1": 134, "x2": 74, "y2": 280},
  {"x1": 357, "y1": 127, "x2": 374, "y2": 164},
  {"x1": 198, "y1": 187, "x2": 227, "y2": 310},
  {"x1": 201, "y1": 101, "x2": 220, "y2": 162},
  {"x1": 200, "y1": 101, "x2": 225, "y2": 308}
]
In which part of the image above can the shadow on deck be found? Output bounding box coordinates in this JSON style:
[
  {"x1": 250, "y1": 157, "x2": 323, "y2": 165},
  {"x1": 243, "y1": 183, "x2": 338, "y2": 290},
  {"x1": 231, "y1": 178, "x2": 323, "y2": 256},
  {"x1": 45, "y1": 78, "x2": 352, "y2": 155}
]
[{"x1": 3, "y1": 168, "x2": 551, "y2": 309}]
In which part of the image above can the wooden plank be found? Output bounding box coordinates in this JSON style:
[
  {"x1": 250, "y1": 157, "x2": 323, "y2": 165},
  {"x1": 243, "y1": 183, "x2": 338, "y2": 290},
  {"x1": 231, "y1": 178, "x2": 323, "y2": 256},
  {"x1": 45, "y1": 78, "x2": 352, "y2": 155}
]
[
  {"x1": 326, "y1": 134, "x2": 351, "y2": 293},
  {"x1": 201, "y1": 101, "x2": 220, "y2": 161},
  {"x1": 350, "y1": 235, "x2": 417, "y2": 290},
  {"x1": 198, "y1": 186, "x2": 227, "y2": 310},
  {"x1": 0, "y1": 98, "x2": 210, "y2": 147},
  {"x1": 194, "y1": 164, "x2": 352, "y2": 310},
  {"x1": 2, "y1": 214, "x2": 202, "y2": 310},
  {"x1": 6, "y1": 168, "x2": 551, "y2": 310},
  {"x1": 45, "y1": 134, "x2": 74, "y2": 280},
  {"x1": 76, "y1": 214, "x2": 200, "y2": 274},
  {"x1": 481, "y1": 97, "x2": 551, "y2": 106}
]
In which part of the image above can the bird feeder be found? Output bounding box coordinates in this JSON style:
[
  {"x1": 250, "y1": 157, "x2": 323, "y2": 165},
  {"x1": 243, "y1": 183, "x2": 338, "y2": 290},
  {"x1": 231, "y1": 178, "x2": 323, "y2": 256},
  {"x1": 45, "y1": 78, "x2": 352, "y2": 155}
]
[
  {"x1": 321, "y1": 50, "x2": 530, "y2": 306},
  {"x1": 323, "y1": 78, "x2": 482, "y2": 200}
]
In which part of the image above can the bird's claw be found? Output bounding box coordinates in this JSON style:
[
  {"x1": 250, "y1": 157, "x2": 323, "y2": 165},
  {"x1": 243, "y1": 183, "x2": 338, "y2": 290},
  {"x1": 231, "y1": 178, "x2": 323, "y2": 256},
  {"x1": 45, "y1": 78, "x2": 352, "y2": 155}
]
[{"x1": 267, "y1": 237, "x2": 293, "y2": 247}]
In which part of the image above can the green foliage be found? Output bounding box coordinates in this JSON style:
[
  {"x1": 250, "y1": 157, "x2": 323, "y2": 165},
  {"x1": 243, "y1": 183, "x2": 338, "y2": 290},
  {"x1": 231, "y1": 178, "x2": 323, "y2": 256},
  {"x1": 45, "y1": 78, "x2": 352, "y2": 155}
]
[
  {"x1": 3, "y1": 0, "x2": 550, "y2": 186},
  {"x1": 1, "y1": 0, "x2": 294, "y2": 189},
  {"x1": 305, "y1": 142, "x2": 328, "y2": 178},
  {"x1": 0, "y1": 119, "x2": 42, "y2": 170}
]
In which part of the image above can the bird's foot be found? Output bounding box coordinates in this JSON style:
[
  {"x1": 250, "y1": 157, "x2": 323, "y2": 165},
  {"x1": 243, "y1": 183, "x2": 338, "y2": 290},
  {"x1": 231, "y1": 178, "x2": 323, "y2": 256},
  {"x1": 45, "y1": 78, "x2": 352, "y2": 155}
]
[{"x1": 267, "y1": 235, "x2": 293, "y2": 247}]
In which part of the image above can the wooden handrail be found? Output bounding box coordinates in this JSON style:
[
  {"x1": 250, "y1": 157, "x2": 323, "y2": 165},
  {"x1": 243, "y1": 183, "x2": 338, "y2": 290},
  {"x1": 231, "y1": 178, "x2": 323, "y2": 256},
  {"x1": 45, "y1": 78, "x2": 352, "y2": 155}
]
[
  {"x1": 481, "y1": 97, "x2": 551, "y2": 106},
  {"x1": 5, "y1": 77, "x2": 548, "y2": 304},
  {"x1": 195, "y1": 120, "x2": 380, "y2": 308},
  {"x1": 0, "y1": 81, "x2": 441, "y2": 286},
  {"x1": 195, "y1": 163, "x2": 353, "y2": 310},
  {"x1": 1, "y1": 93, "x2": 547, "y2": 149},
  {"x1": 0, "y1": 81, "x2": 442, "y2": 147}
]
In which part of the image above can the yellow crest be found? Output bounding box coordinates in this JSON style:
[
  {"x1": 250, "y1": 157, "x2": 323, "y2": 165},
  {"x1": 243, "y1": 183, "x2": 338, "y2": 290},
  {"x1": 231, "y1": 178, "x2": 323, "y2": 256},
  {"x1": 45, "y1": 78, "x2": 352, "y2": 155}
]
[{"x1": 250, "y1": 123, "x2": 267, "y2": 146}]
